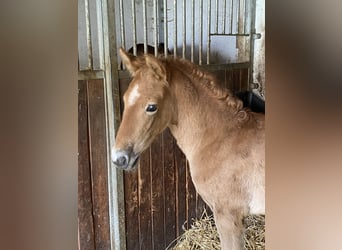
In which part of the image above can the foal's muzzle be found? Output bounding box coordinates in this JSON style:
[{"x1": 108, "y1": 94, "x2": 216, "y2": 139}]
[{"x1": 111, "y1": 148, "x2": 139, "y2": 170}]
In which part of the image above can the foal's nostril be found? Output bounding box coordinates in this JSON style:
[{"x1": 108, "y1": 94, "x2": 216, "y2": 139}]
[{"x1": 115, "y1": 155, "x2": 128, "y2": 167}]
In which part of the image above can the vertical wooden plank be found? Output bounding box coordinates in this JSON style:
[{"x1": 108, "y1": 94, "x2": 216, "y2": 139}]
[
  {"x1": 87, "y1": 79, "x2": 110, "y2": 250},
  {"x1": 231, "y1": 68, "x2": 242, "y2": 92},
  {"x1": 138, "y1": 149, "x2": 153, "y2": 250},
  {"x1": 78, "y1": 80, "x2": 95, "y2": 250},
  {"x1": 225, "y1": 68, "x2": 234, "y2": 90},
  {"x1": 150, "y1": 134, "x2": 165, "y2": 250},
  {"x1": 163, "y1": 129, "x2": 176, "y2": 248},
  {"x1": 213, "y1": 69, "x2": 226, "y2": 89},
  {"x1": 240, "y1": 67, "x2": 249, "y2": 91},
  {"x1": 196, "y1": 193, "x2": 210, "y2": 218},
  {"x1": 174, "y1": 143, "x2": 187, "y2": 236},
  {"x1": 186, "y1": 161, "x2": 197, "y2": 227},
  {"x1": 123, "y1": 170, "x2": 139, "y2": 250}
]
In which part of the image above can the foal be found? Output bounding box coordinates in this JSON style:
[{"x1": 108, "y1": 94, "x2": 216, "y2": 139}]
[{"x1": 112, "y1": 48, "x2": 265, "y2": 250}]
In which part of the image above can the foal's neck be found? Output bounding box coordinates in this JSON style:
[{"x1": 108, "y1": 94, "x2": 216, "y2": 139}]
[{"x1": 167, "y1": 67, "x2": 237, "y2": 162}]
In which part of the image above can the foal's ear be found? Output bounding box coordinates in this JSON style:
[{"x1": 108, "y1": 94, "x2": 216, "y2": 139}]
[
  {"x1": 119, "y1": 48, "x2": 139, "y2": 75},
  {"x1": 145, "y1": 55, "x2": 166, "y2": 81}
]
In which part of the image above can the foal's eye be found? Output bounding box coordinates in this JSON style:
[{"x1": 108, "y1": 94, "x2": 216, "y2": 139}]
[{"x1": 145, "y1": 104, "x2": 158, "y2": 114}]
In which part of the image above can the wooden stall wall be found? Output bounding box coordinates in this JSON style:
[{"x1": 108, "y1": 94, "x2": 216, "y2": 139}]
[
  {"x1": 78, "y1": 79, "x2": 111, "y2": 250},
  {"x1": 120, "y1": 66, "x2": 249, "y2": 250}
]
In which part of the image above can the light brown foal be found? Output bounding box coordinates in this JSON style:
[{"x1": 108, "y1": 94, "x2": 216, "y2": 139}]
[{"x1": 112, "y1": 48, "x2": 265, "y2": 250}]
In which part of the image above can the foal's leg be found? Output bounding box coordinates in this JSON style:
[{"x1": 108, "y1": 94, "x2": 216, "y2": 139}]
[{"x1": 213, "y1": 208, "x2": 244, "y2": 250}]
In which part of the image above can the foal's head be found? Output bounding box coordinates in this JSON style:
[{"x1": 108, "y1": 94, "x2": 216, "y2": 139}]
[{"x1": 112, "y1": 48, "x2": 175, "y2": 170}]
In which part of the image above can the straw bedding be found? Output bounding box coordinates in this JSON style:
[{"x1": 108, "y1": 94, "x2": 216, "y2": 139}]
[{"x1": 167, "y1": 210, "x2": 265, "y2": 250}]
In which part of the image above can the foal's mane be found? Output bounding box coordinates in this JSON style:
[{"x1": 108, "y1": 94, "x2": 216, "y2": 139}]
[
  {"x1": 130, "y1": 54, "x2": 250, "y2": 122},
  {"x1": 163, "y1": 57, "x2": 249, "y2": 121}
]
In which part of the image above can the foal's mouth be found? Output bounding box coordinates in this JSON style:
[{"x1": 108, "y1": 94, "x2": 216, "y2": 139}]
[{"x1": 129, "y1": 154, "x2": 140, "y2": 170}]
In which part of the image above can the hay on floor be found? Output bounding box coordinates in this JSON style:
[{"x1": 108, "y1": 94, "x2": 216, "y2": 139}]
[{"x1": 167, "y1": 210, "x2": 265, "y2": 250}]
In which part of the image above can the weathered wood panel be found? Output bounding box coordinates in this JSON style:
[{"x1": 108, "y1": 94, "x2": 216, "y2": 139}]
[
  {"x1": 174, "y1": 140, "x2": 187, "y2": 235},
  {"x1": 186, "y1": 160, "x2": 198, "y2": 224},
  {"x1": 163, "y1": 130, "x2": 177, "y2": 248},
  {"x1": 87, "y1": 79, "x2": 111, "y2": 250},
  {"x1": 138, "y1": 149, "x2": 153, "y2": 250},
  {"x1": 225, "y1": 67, "x2": 249, "y2": 92},
  {"x1": 123, "y1": 170, "x2": 139, "y2": 250},
  {"x1": 78, "y1": 80, "x2": 95, "y2": 250},
  {"x1": 151, "y1": 135, "x2": 165, "y2": 250}
]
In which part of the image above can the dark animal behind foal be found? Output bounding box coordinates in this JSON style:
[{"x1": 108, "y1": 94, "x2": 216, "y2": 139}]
[{"x1": 127, "y1": 43, "x2": 170, "y2": 56}]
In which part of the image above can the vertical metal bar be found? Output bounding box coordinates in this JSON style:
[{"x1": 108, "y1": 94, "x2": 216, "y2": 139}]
[
  {"x1": 230, "y1": 0, "x2": 234, "y2": 33},
  {"x1": 222, "y1": 0, "x2": 226, "y2": 34},
  {"x1": 154, "y1": 0, "x2": 158, "y2": 56},
  {"x1": 173, "y1": 0, "x2": 177, "y2": 57},
  {"x1": 78, "y1": 0, "x2": 92, "y2": 70},
  {"x1": 182, "y1": 0, "x2": 186, "y2": 59},
  {"x1": 248, "y1": 0, "x2": 256, "y2": 90},
  {"x1": 241, "y1": 0, "x2": 244, "y2": 34},
  {"x1": 119, "y1": 0, "x2": 125, "y2": 48},
  {"x1": 237, "y1": 0, "x2": 240, "y2": 34},
  {"x1": 102, "y1": 0, "x2": 127, "y2": 248},
  {"x1": 199, "y1": 0, "x2": 203, "y2": 65},
  {"x1": 207, "y1": 0, "x2": 211, "y2": 64},
  {"x1": 244, "y1": 0, "x2": 248, "y2": 34},
  {"x1": 89, "y1": 0, "x2": 105, "y2": 70},
  {"x1": 191, "y1": 0, "x2": 194, "y2": 62},
  {"x1": 236, "y1": 0, "x2": 241, "y2": 34},
  {"x1": 132, "y1": 0, "x2": 137, "y2": 55},
  {"x1": 163, "y1": 0, "x2": 168, "y2": 57},
  {"x1": 143, "y1": 0, "x2": 148, "y2": 53},
  {"x1": 215, "y1": 0, "x2": 218, "y2": 33}
]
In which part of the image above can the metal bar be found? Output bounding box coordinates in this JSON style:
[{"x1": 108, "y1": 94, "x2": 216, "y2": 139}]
[
  {"x1": 143, "y1": 0, "x2": 148, "y2": 53},
  {"x1": 119, "y1": 0, "x2": 125, "y2": 48},
  {"x1": 215, "y1": 0, "x2": 218, "y2": 33},
  {"x1": 154, "y1": 0, "x2": 158, "y2": 56},
  {"x1": 89, "y1": 0, "x2": 104, "y2": 70},
  {"x1": 239, "y1": 0, "x2": 246, "y2": 34},
  {"x1": 237, "y1": 0, "x2": 240, "y2": 33},
  {"x1": 209, "y1": 33, "x2": 250, "y2": 36},
  {"x1": 102, "y1": 0, "x2": 127, "y2": 248},
  {"x1": 199, "y1": 0, "x2": 203, "y2": 65},
  {"x1": 230, "y1": 0, "x2": 234, "y2": 33},
  {"x1": 78, "y1": 0, "x2": 92, "y2": 70},
  {"x1": 182, "y1": 0, "x2": 186, "y2": 58},
  {"x1": 199, "y1": 61, "x2": 250, "y2": 71},
  {"x1": 191, "y1": 0, "x2": 194, "y2": 62},
  {"x1": 222, "y1": 0, "x2": 226, "y2": 34},
  {"x1": 173, "y1": 0, "x2": 177, "y2": 57},
  {"x1": 237, "y1": 0, "x2": 240, "y2": 34},
  {"x1": 207, "y1": 0, "x2": 211, "y2": 64},
  {"x1": 132, "y1": 0, "x2": 137, "y2": 55},
  {"x1": 78, "y1": 70, "x2": 105, "y2": 80},
  {"x1": 244, "y1": 0, "x2": 248, "y2": 34},
  {"x1": 248, "y1": 0, "x2": 257, "y2": 90},
  {"x1": 163, "y1": 0, "x2": 168, "y2": 57},
  {"x1": 241, "y1": 0, "x2": 245, "y2": 34}
]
